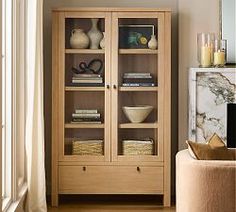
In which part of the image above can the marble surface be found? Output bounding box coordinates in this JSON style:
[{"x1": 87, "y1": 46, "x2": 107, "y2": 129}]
[{"x1": 189, "y1": 68, "x2": 236, "y2": 143}]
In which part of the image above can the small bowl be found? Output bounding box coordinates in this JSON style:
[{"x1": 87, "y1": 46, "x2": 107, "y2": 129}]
[{"x1": 122, "y1": 105, "x2": 154, "y2": 123}]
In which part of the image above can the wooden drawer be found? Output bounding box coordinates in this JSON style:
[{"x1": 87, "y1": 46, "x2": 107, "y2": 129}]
[{"x1": 59, "y1": 165, "x2": 163, "y2": 194}]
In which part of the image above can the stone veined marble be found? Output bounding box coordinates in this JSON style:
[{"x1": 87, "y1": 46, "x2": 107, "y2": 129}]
[{"x1": 189, "y1": 68, "x2": 236, "y2": 143}]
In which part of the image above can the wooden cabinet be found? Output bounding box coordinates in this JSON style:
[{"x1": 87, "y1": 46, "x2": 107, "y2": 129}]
[{"x1": 52, "y1": 8, "x2": 171, "y2": 207}]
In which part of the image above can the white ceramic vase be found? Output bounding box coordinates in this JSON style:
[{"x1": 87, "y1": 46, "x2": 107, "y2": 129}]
[
  {"x1": 87, "y1": 18, "x2": 103, "y2": 49},
  {"x1": 70, "y1": 29, "x2": 89, "y2": 49},
  {"x1": 100, "y1": 32, "x2": 105, "y2": 49},
  {"x1": 148, "y1": 35, "x2": 158, "y2": 50}
]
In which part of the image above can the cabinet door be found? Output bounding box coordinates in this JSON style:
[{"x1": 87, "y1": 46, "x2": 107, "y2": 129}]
[
  {"x1": 55, "y1": 12, "x2": 112, "y2": 162},
  {"x1": 111, "y1": 12, "x2": 165, "y2": 162}
]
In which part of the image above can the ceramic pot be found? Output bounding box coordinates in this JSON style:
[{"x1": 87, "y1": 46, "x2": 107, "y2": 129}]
[
  {"x1": 122, "y1": 105, "x2": 153, "y2": 123},
  {"x1": 148, "y1": 35, "x2": 158, "y2": 50},
  {"x1": 87, "y1": 18, "x2": 103, "y2": 49},
  {"x1": 70, "y1": 29, "x2": 89, "y2": 49},
  {"x1": 100, "y1": 32, "x2": 105, "y2": 49}
]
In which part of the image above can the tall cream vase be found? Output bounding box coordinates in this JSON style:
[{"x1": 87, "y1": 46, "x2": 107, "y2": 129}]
[{"x1": 87, "y1": 18, "x2": 103, "y2": 49}]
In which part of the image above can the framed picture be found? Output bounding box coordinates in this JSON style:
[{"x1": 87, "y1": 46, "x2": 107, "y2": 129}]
[{"x1": 119, "y1": 25, "x2": 155, "y2": 49}]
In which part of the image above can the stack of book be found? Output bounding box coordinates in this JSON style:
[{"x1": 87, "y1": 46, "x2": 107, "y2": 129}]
[
  {"x1": 71, "y1": 109, "x2": 101, "y2": 124},
  {"x1": 72, "y1": 74, "x2": 103, "y2": 86},
  {"x1": 122, "y1": 73, "x2": 155, "y2": 87}
]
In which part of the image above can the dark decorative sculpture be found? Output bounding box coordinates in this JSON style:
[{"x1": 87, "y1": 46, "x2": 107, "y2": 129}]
[{"x1": 71, "y1": 59, "x2": 103, "y2": 75}]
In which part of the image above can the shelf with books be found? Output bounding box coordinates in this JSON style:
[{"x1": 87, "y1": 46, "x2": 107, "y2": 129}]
[
  {"x1": 65, "y1": 49, "x2": 105, "y2": 54},
  {"x1": 119, "y1": 49, "x2": 158, "y2": 55},
  {"x1": 119, "y1": 122, "x2": 158, "y2": 129}
]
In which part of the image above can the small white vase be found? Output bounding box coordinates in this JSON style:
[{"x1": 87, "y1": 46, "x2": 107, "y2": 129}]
[
  {"x1": 100, "y1": 32, "x2": 105, "y2": 49},
  {"x1": 70, "y1": 29, "x2": 89, "y2": 49},
  {"x1": 148, "y1": 35, "x2": 158, "y2": 50},
  {"x1": 87, "y1": 18, "x2": 103, "y2": 49}
]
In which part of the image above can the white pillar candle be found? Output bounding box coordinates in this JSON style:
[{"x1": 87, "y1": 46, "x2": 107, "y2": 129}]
[
  {"x1": 214, "y1": 50, "x2": 225, "y2": 66},
  {"x1": 201, "y1": 45, "x2": 211, "y2": 67}
]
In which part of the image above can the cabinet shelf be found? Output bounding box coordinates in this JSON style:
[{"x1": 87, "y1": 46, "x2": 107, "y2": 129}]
[
  {"x1": 119, "y1": 49, "x2": 158, "y2": 55},
  {"x1": 65, "y1": 49, "x2": 105, "y2": 54},
  {"x1": 65, "y1": 123, "x2": 105, "y2": 128},
  {"x1": 119, "y1": 86, "x2": 158, "y2": 92},
  {"x1": 119, "y1": 122, "x2": 158, "y2": 129},
  {"x1": 65, "y1": 86, "x2": 105, "y2": 91}
]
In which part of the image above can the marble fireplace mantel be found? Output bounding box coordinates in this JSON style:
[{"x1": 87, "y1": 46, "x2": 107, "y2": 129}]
[{"x1": 188, "y1": 67, "x2": 236, "y2": 143}]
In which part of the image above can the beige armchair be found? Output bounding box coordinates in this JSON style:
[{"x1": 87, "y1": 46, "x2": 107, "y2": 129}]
[{"x1": 176, "y1": 149, "x2": 236, "y2": 212}]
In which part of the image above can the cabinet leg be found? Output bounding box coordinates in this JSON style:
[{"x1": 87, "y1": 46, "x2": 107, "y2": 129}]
[
  {"x1": 163, "y1": 194, "x2": 171, "y2": 207},
  {"x1": 51, "y1": 193, "x2": 58, "y2": 207}
]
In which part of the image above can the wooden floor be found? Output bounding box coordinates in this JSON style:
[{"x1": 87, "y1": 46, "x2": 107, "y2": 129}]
[{"x1": 48, "y1": 195, "x2": 176, "y2": 212}]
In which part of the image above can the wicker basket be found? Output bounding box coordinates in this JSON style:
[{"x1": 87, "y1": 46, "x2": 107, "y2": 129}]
[
  {"x1": 72, "y1": 140, "x2": 104, "y2": 155},
  {"x1": 122, "y1": 139, "x2": 154, "y2": 155}
]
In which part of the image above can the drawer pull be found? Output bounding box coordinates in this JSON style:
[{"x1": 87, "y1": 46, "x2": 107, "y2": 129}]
[
  {"x1": 113, "y1": 84, "x2": 117, "y2": 89},
  {"x1": 83, "y1": 166, "x2": 86, "y2": 171},
  {"x1": 106, "y1": 84, "x2": 110, "y2": 89},
  {"x1": 137, "y1": 167, "x2": 140, "y2": 172}
]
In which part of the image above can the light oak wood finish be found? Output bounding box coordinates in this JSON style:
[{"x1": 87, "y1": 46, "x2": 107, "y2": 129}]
[
  {"x1": 59, "y1": 166, "x2": 163, "y2": 194},
  {"x1": 52, "y1": 8, "x2": 171, "y2": 207},
  {"x1": 65, "y1": 49, "x2": 105, "y2": 54},
  {"x1": 119, "y1": 49, "x2": 158, "y2": 54},
  {"x1": 119, "y1": 122, "x2": 158, "y2": 129}
]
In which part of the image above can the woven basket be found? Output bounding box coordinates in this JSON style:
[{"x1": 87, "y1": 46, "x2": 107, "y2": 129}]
[
  {"x1": 72, "y1": 140, "x2": 104, "y2": 155},
  {"x1": 122, "y1": 139, "x2": 154, "y2": 155}
]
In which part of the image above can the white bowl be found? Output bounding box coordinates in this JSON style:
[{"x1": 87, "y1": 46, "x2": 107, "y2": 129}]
[{"x1": 122, "y1": 105, "x2": 154, "y2": 123}]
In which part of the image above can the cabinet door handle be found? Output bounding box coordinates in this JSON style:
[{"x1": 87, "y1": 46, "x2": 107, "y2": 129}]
[
  {"x1": 83, "y1": 166, "x2": 86, "y2": 171},
  {"x1": 137, "y1": 167, "x2": 140, "y2": 172},
  {"x1": 106, "y1": 84, "x2": 110, "y2": 89},
  {"x1": 113, "y1": 84, "x2": 117, "y2": 89}
]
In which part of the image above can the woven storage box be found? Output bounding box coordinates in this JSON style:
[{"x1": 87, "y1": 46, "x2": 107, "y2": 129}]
[
  {"x1": 72, "y1": 140, "x2": 104, "y2": 155},
  {"x1": 122, "y1": 139, "x2": 154, "y2": 155}
]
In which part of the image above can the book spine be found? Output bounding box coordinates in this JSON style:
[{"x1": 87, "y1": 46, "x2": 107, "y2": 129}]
[
  {"x1": 71, "y1": 121, "x2": 102, "y2": 124},
  {"x1": 72, "y1": 113, "x2": 100, "y2": 118},
  {"x1": 72, "y1": 79, "x2": 103, "y2": 83},
  {"x1": 72, "y1": 77, "x2": 102, "y2": 81},
  {"x1": 73, "y1": 74, "x2": 101, "y2": 78},
  {"x1": 123, "y1": 75, "x2": 152, "y2": 79},
  {"x1": 124, "y1": 73, "x2": 151, "y2": 76},
  {"x1": 71, "y1": 83, "x2": 104, "y2": 87},
  {"x1": 122, "y1": 83, "x2": 155, "y2": 87},
  {"x1": 123, "y1": 79, "x2": 154, "y2": 83},
  {"x1": 72, "y1": 117, "x2": 101, "y2": 122},
  {"x1": 75, "y1": 110, "x2": 98, "y2": 114}
]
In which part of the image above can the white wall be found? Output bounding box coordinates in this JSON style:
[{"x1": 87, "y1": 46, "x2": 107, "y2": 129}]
[{"x1": 178, "y1": 0, "x2": 220, "y2": 150}]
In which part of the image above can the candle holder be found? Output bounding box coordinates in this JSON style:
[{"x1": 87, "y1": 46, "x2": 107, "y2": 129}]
[
  {"x1": 197, "y1": 33, "x2": 215, "y2": 67},
  {"x1": 213, "y1": 39, "x2": 227, "y2": 67}
]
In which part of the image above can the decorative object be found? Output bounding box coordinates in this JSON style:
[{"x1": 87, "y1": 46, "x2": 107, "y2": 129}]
[
  {"x1": 148, "y1": 35, "x2": 158, "y2": 50},
  {"x1": 186, "y1": 133, "x2": 235, "y2": 160},
  {"x1": 119, "y1": 25, "x2": 155, "y2": 49},
  {"x1": 72, "y1": 140, "x2": 104, "y2": 155},
  {"x1": 122, "y1": 139, "x2": 154, "y2": 155},
  {"x1": 71, "y1": 59, "x2": 104, "y2": 74},
  {"x1": 197, "y1": 33, "x2": 215, "y2": 67},
  {"x1": 213, "y1": 39, "x2": 227, "y2": 67},
  {"x1": 100, "y1": 32, "x2": 105, "y2": 49},
  {"x1": 188, "y1": 68, "x2": 236, "y2": 144},
  {"x1": 87, "y1": 18, "x2": 103, "y2": 49},
  {"x1": 122, "y1": 105, "x2": 153, "y2": 123},
  {"x1": 70, "y1": 29, "x2": 89, "y2": 49}
]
